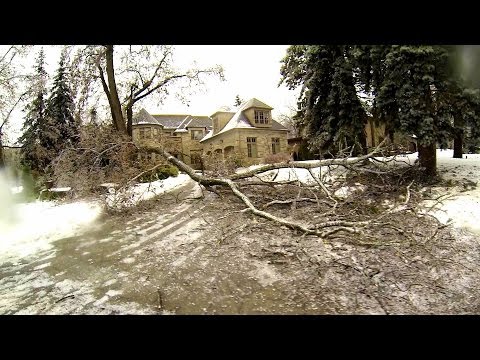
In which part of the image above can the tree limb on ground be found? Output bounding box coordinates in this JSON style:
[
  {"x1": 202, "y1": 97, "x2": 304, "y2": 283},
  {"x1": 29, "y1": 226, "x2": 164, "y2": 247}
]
[{"x1": 136, "y1": 140, "x2": 392, "y2": 241}]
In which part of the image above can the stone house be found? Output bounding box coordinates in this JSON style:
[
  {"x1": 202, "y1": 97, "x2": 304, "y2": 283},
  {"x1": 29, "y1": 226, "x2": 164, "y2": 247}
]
[
  {"x1": 132, "y1": 98, "x2": 289, "y2": 167},
  {"x1": 132, "y1": 109, "x2": 212, "y2": 166}
]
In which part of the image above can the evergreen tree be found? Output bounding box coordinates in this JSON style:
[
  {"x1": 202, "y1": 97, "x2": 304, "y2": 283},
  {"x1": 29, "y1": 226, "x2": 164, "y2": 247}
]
[
  {"x1": 358, "y1": 45, "x2": 480, "y2": 174},
  {"x1": 45, "y1": 49, "x2": 79, "y2": 150},
  {"x1": 281, "y1": 44, "x2": 480, "y2": 176},
  {"x1": 234, "y1": 95, "x2": 243, "y2": 107},
  {"x1": 19, "y1": 48, "x2": 54, "y2": 174},
  {"x1": 280, "y1": 45, "x2": 367, "y2": 156}
]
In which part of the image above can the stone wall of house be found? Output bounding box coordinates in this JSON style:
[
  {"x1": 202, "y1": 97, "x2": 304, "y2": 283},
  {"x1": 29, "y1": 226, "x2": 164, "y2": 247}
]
[
  {"x1": 178, "y1": 127, "x2": 207, "y2": 166},
  {"x1": 132, "y1": 125, "x2": 183, "y2": 161},
  {"x1": 211, "y1": 112, "x2": 235, "y2": 134},
  {"x1": 202, "y1": 128, "x2": 288, "y2": 166}
]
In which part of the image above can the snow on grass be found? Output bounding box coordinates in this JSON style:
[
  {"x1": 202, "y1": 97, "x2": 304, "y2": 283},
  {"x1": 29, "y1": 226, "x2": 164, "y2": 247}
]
[
  {"x1": 0, "y1": 200, "x2": 102, "y2": 262},
  {"x1": 423, "y1": 149, "x2": 480, "y2": 234},
  {"x1": 237, "y1": 163, "x2": 344, "y2": 185},
  {"x1": 105, "y1": 173, "x2": 191, "y2": 209},
  {"x1": 0, "y1": 173, "x2": 190, "y2": 263},
  {"x1": 240, "y1": 150, "x2": 480, "y2": 236}
]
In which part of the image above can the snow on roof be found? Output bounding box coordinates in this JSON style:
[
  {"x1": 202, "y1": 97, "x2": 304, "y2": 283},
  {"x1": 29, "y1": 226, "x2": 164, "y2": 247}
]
[
  {"x1": 133, "y1": 109, "x2": 212, "y2": 131},
  {"x1": 200, "y1": 129, "x2": 213, "y2": 141},
  {"x1": 133, "y1": 108, "x2": 162, "y2": 126}
]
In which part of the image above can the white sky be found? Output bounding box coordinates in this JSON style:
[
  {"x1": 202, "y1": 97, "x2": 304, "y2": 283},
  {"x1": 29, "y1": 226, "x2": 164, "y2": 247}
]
[{"x1": 165, "y1": 45, "x2": 299, "y2": 116}]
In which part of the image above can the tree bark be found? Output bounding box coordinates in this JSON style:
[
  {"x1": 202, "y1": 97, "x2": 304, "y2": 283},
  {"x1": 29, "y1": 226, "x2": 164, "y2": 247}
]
[
  {"x1": 453, "y1": 112, "x2": 463, "y2": 159},
  {"x1": 369, "y1": 118, "x2": 376, "y2": 148},
  {"x1": 418, "y1": 142, "x2": 437, "y2": 177},
  {"x1": 105, "y1": 46, "x2": 127, "y2": 134},
  {"x1": 126, "y1": 104, "x2": 133, "y2": 137},
  {"x1": 0, "y1": 143, "x2": 4, "y2": 168}
]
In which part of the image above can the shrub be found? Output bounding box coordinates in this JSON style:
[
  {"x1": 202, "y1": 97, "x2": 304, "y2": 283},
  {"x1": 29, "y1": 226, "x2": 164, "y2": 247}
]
[
  {"x1": 138, "y1": 164, "x2": 179, "y2": 183},
  {"x1": 264, "y1": 152, "x2": 292, "y2": 164},
  {"x1": 52, "y1": 124, "x2": 176, "y2": 195},
  {"x1": 201, "y1": 151, "x2": 245, "y2": 176}
]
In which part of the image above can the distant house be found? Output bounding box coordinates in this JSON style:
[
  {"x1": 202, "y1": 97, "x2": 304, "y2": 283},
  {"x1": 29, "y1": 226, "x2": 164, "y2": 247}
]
[
  {"x1": 200, "y1": 98, "x2": 289, "y2": 166},
  {"x1": 132, "y1": 110, "x2": 212, "y2": 166},
  {"x1": 132, "y1": 98, "x2": 289, "y2": 168}
]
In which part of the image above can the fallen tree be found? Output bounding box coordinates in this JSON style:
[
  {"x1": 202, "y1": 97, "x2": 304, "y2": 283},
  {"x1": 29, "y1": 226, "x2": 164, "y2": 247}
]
[{"x1": 134, "y1": 140, "x2": 428, "y2": 242}]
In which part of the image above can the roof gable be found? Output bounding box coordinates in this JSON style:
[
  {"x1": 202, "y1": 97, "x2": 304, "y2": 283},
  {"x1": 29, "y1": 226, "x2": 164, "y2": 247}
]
[
  {"x1": 241, "y1": 98, "x2": 273, "y2": 111},
  {"x1": 133, "y1": 109, "x2": 212, "y2": 130},
  {"x1": 200, "y1": 100, "x2": 286, "y2": 142}
]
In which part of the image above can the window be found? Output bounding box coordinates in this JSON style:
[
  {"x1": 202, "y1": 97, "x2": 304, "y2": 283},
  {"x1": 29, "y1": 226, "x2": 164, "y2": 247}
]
[
  {"x1": 271, "y1": 138, "x2": 280, "y2": 154},
  {"x1": 139, "y1": 128, "x2": 145, "y2": 139},
  {"x1": 190, "y1": 150, "x2": 202, "y2": 166},
  {"x1": 247, "y1": 137, "x2": 257, "y2": 158},
  {"x1": 191, "y1": 129, "x2": 204, "y2": 140},
  {"x1": 145, "y1": 127, "x2": 151, "y2": 139},
  {"x1": 254, "y1": 110, "x2": 269, "y2": 124}
]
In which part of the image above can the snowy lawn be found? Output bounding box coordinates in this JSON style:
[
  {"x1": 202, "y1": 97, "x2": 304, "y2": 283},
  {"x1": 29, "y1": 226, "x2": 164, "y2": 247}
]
[
  {"x1": 0, "y1": 172, "x2": 192, "y2": 263},
  {"x1": 239, "y1": 150, "x2": 480, "y2": 234},
  {"x1": 105, "y1": 173, "x2": 191, "y2": 209},
  {"x1": 424, "y1": 149, "x2": 480, "y2": 234},
  {"x1": 0, "y1": 200, "x2": 102, "y2": 261}
]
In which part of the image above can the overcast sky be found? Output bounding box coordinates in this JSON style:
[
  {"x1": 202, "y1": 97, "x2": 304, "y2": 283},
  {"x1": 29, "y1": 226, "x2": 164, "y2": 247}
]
[{"x1": 166, "y1": 45, "x2": 299, "y2": 116}]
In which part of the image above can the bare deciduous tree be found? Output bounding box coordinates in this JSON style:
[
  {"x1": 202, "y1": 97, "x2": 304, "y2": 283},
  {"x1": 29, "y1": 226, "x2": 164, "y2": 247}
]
[
  {"x1": 0, "y1": 45, "x2": 31, "y2": 167},
  {"x1": 69, "y1": 45, "x2": 224, "y2": 136}
]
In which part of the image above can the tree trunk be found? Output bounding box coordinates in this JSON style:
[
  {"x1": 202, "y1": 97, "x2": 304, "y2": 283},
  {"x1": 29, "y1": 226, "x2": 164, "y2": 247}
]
[
  {"x1": 0, "y1": 144, "x2": 4, "y2": 168},
  {"x1": 418, "y1": 86, "x2": 437, "y2": 177},
  {"x1": 453, "y1": 112, "x2": 463, "y2": 159},
  {"x1": 418, "y1": 142, "x2": 437, "y2": 177},
  {"x1": 369, "y1": 118, "x2": 376, "y2": 148},
  {"x1": 105, "y1": 45, "x2": 127, "y2": 134},
  {"x1": 126, "y1": 104, "x2": 133, "y2": 137}
]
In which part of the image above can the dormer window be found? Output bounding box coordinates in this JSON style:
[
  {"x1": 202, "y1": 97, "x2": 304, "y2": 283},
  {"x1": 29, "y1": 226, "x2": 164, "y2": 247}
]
[
  {"x1": 254, "y1": 110, "x2": 269, "y2": 124},
  {"x1": 191, "y1": 129, "x2": 204, "y2": 140}
]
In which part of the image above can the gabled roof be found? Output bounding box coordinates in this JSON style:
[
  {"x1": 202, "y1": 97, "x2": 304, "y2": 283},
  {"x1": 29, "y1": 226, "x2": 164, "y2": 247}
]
[
  {"x1": 200, "y1": 99, "x2": 287, "y2": 142},
  {"x1": 241, "y1": 98, "x2": 273, "y2": 111},
  {"x1": 179, "y1": 115, "x2": 212, "y2": 130},
  {"x1": 133, "y1": 108, "x2": 162, "y2": 126},
  {"x1": 152, "y1": 114, "x2": 190, "y2": 129},
  {"x1": 133, "y1": 109, "x2": 212, "y2": 131}
]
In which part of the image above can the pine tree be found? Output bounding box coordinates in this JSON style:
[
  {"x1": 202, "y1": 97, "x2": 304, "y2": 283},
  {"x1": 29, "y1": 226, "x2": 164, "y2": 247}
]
[
  {"x1": 45, "y1": 49, "x2": 79, "y2": 150},
  {"x1": 19, "y1": 48, "x2": 54, "y2": 174},
  {"x1": 352, "y1": 45, "x2": 477, "y2": 175},
  {"x1": 280, "y1": 45, "x2": 367, "y2": 156},
  {"x1": 234, "y1": 95, "x2": 243, "y2": 107}
]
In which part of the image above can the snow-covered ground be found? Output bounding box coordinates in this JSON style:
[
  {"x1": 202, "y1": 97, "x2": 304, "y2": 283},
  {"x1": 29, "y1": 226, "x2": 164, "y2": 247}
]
[
  {"x1": 0, "y1": 200, "x2": 102, "y2": 261},
  {"x1": 0, "y1": 172, "x2": 191, "y2": 263},
  {"x1": 423, "y1": 150, "x2": 480, "y2": 234},
  {"x1": 1, "y1": 151, "x2": 480, "y2": 265},
  {"x1": 241, "y1": 150, "x2": 480, "y2": 234},
  {"x1": 105, "y1": 173, "x2": 191, "y2": 209}
]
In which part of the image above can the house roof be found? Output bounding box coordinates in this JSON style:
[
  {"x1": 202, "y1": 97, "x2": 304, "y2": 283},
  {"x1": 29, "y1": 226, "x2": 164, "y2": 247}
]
[
  {"x1": 133, "y1": 99, "x2": 281, "y2": 140},
  {"x1": 133, "y1": 108, "x2": 162, "y2": 126},
  {"x1": 241, "y1": 98, "x2": 273, "y2": 110},
  {"x1": 133, "y1": 109, "x2": 213, "y2": 131},
  {"x1": 152, "y1": 114, "x2": 190, "y2": 129},
  {"x1": 200, "y1": 99, "x2": 287, "y2": 142}
]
